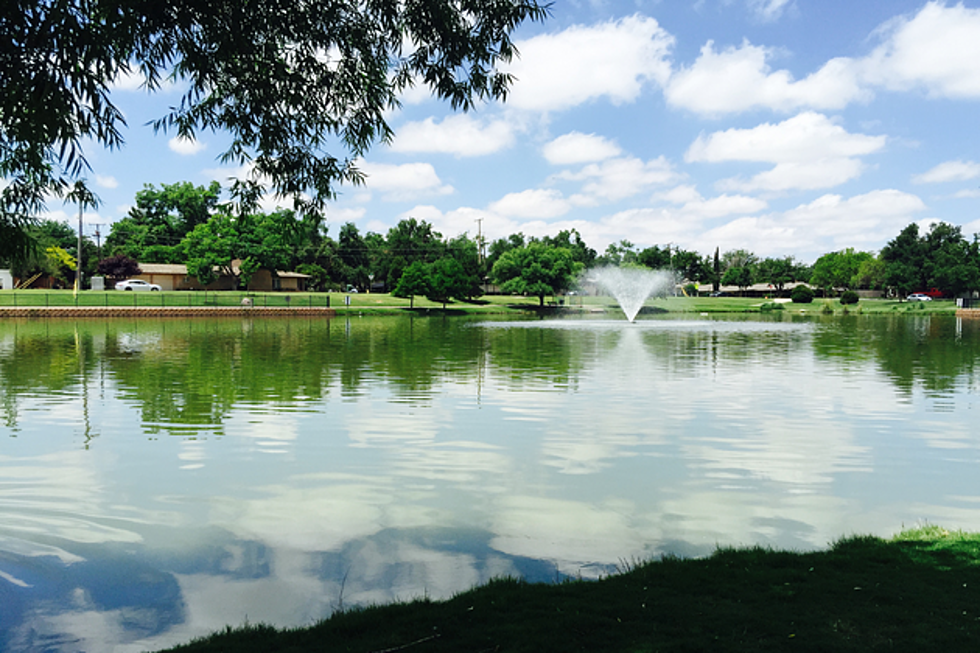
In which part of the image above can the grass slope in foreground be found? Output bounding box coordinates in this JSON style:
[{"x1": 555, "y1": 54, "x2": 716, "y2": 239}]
[{"x1": 161, "y1": 527, "x2": 980, "y2": 653}]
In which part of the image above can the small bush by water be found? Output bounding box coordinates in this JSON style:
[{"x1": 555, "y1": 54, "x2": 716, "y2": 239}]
[
  {"x1": 791, "y1": 285, "x2": 815, "y2": 303},
  {"x1": 160, "y1": 528, "x2": 980, "y2": 653}
]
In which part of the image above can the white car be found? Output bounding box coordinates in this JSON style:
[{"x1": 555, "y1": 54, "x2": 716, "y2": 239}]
[
  {"x1": 115, "y1": 279, "x2": 162, "y2": 292},
  {"x1": 906, "y1": 293, "x2": 932, "y2": 302}
]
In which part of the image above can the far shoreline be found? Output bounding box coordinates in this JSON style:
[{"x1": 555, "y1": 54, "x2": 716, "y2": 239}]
[{"x1": 0, "y1": 290, "x2": 971, "y2": 319}]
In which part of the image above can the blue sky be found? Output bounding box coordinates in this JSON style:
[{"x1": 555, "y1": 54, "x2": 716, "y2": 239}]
[{"x1": 51, "y1": 0, "x2": 980, "y2": 264}]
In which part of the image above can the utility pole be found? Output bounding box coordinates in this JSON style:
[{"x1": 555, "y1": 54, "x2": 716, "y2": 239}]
[
  {"x1": 77, "y1": 202, "x2": 83, "y2": 293},
  {"x1": 65, "y1": 180, "x2": 100, "y2": 293},
  {"x1": 92, "y1": 223, "x2": 104, "y2": 261},
  {"x1": 475, "y1": 217, "x2": 485, "y2": 264},
  {"x1": 475, "y1": 216, "x2": 487, "y2": 294}
]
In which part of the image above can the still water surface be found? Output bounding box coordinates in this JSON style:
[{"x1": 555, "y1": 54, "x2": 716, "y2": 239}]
[{"x1": 1, "y1": 314, "x2": 978, "y2": 651}]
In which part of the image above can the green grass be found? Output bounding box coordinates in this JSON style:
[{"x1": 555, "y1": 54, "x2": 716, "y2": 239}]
[
  {"x1": 0, "y1": 290, "x2": 962, "y2": 316},
  {"x1": 158, "y1": 527, "x2": 980, "y2": 653}
]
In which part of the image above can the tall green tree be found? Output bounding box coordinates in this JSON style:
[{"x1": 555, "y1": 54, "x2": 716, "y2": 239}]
[
  {"x1": 852, "y1": 257, "x2": 887, "y2": 290},
  {"x1": 487, "y1": 233, "x2": 526, "y2": 271},
  {"x1": 491, "y1": 243, "x2": 583, "y2": 307},
  {"x1": 386, "y1": 218, "x2": 445, "y2": 288},
  {"x1": 540, "y1": 229, "x2": 596, "y2": 267},
  {"x1": 183, "y1": 214, "x2": 239, "y2": 287},
  {"x1": 182, "y1": 209, "x2": 303, "y2": 288},
  {"x1": 336, "y1": 222, "x2": 369, "y2": 290},
  {"x1": 445, "y1": 234, "x2": 484, "y2": 299},
  {"x1": 880, "y1": 223, "x2": 926, "y2": 299},
  {"x1": 757, "y1": 256, "x2": 799, "y2": 294},
  {"x1": 104, "y1": 181, "x2": 222, "y2": 262},
  {"x1": 922, "y1": 222, "x2": 980, "y2": 296},
  {"x1": 392, "y1": 261, "x2": 430, "y2": 309},
  {"x1": 671, "y1": 248, "x2": 710, "y2": 284},
  {"x1": 721, "y1": 265, "x2": 754, "y2": 296},
  {"x1": 810, "y1": 249, "x2": 873, "y2": 294},
  {"x1": 426, "y1": 257, "x2": 470, "y2": 309},
  {"x1": 638, "y1": 245, "x2": 671, "y2": 270},
  {"x1": 597, "y1": 240, "x2": 637, "y2": 267},
  {"x1": 712, "y1": 247, "x2": 721, "y2": 292},
  {"x1": 721, "y1": 249, "x2": 758, "y2": 273},
  {"x1": 1, "y1": 0, "x2": 550, "y2": 257},
  {"x1": 363, "y1": 232, "x2": 388, "y2": 291}
]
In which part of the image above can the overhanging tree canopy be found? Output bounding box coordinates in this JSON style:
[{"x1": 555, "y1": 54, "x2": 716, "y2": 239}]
[{"x1": 1, "y1": 0, "x2": 551, "y2": 259}]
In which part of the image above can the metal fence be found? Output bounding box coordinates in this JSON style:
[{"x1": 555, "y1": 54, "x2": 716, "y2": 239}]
[{"x1": 0, "y1": 291, "x2": 332, "y2": 309}]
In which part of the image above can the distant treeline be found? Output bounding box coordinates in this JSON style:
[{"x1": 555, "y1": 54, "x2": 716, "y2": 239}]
[{"x1": 4, "y1": 181, "x2": 977, "y2": 299}]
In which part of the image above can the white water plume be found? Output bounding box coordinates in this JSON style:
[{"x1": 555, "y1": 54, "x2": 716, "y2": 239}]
[{"x1": 591, "y1": 267, "x2": 675, "y2": 322}]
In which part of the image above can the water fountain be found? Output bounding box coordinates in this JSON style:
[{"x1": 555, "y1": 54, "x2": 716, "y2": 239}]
[{"x1": 591, "y1": 266, "x2": 675, "y2": 322}]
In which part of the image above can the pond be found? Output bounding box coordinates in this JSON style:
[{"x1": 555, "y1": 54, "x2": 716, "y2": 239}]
[{"x1": 1, "y1": 313, "x2": 978, "y2": 651}]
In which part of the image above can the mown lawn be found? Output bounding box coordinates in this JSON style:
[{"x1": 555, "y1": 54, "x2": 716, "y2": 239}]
[
  {"x1": 0, "y1": 289, "x2": 961, "y2": 316},
  {"x1": 160, "y1": 526, "x2": 980, "y2": 653}
]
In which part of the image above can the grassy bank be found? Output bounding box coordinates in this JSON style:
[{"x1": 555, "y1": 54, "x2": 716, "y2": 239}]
[
  {"x1": 0, "y1": 290, "x2": 961, "y2": 316},
  {"x1": 160, "y1": 526, "x2": 980, "y2": 653}
]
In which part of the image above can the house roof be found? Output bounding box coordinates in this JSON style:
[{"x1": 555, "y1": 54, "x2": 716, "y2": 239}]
[
  {"x1": 138, "y1": 263, "x2": 189, "y2": 275},
  {"x1": 136, "y1": 262, "x2": 309, "y2": 278}
]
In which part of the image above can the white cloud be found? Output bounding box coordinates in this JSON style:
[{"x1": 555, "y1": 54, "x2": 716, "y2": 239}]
[
  {"x1": 506, "y1": 15, "x2": 674, "y2": 112},
  {"x1": 652, "y1": 185, "x2": 768, "y2": 218},
  {"x1": 488, "y1": 189, "x2": 572, "y2": 219},
  {"x1": 748, "y1": 0, "x2": 793, "y2": 22},
  {"x1": 110, "y1": 67, "x2": 146, "y2": 91},
  {"x1": 358, "y1": 161, "x2": 454, "y2": 201},
  {"x1": 695, "y1": 216, "x2": 799, "y2": 257},
  {"x1": 665, "y1": 41, "x2": 867, "y2": 116},
  {"x1": 782, "y1": 189, "x2": 927, "y2": 239},
  {"x1": 668, "y1": 3, "x2": 980, "y2": 116},
  {"x1": 687, "y1": 112, "x2": 885, "y2": 163},
  {"x1": 399, "y1": 204, "x2": 518, "y2": 243},
  {"x1": 390, "y1": 115, "x2": 516, "y2": 157},
  {"x1": 686, "y1": 112, "x2": 886, "y2": 192},
  {"x1": 698, "y1": 189, "x2": 927, "y2": 258},
  {"x1": 719, "y1": 159, "x2": 867, "y2": 193},
  {"x1": 682, "y1": 193, "x2": 769, "y2": 219},
  {"x1": 168, "y1": 136, "x2": 206, "y2": 156},
  {"x1": 203, "y1": 163, "x2": 253, "y2": 184},
  {"x1": 912, "y1": 160, "x2": 980, "y2": 184},
  {"x1": 585, "y1": 207, "x2": 707, "y2": 253},
  {"x1": 324, "y1": 206, "x2": 367, "y2": 226},
  {"x1": 42, "y1": 209, "x2": 102, "y2": 227},
  {"x1": 559, "y1": 156, "x2": 682, "y2": 201},
  {"x1": 95, "y1": 175, "x2": 118, "y2": 189},
  {"x1": 654, "y1": 184, "x2": 703, "y2": 205},
  {"x1": 863, "y1": 2, "x2": 980, "y2": 99},
  {"x1": 543, "y1": 132, "x2": 622, "y2": 165}
]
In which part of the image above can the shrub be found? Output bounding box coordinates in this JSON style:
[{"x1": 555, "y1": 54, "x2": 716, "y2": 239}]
[
  {"x1": 97, "y1": 254, "x2": 141, "y2": 281},
  {"x1": 759, "y1": 302, "x2": 784, "y2": 312},
  {"x1": 839, "y1": 290, "x2": 859, "y2": 305},
  {"x1": 791, "y1": 285, "x2": 815, "y2": 303}
]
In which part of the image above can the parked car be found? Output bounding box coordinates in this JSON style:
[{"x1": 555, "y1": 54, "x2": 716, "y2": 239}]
[
  {"x1": 906, "y1": 293, "x2": 932, "y2": 302},
  {"x1": 709, "y1": 291, "x2": 729, "y2": 297},
  {"x1": 116, "y1": 279, "x2": 162, "y2": 291}
]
